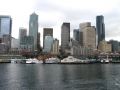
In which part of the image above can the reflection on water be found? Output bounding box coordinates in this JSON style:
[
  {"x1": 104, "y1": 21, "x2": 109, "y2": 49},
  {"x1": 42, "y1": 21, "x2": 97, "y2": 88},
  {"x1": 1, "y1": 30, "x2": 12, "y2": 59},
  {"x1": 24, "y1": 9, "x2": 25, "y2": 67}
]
[{"x1": 0, "y1": 64, "x2": 120, "y2": 90}]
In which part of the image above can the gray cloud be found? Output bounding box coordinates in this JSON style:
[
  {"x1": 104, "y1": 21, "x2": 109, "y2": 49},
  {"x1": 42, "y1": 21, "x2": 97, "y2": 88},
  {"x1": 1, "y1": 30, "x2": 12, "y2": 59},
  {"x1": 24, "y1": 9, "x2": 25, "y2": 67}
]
[{"x1": 34, "y1": 0, "x2": 120, "y2": 41}]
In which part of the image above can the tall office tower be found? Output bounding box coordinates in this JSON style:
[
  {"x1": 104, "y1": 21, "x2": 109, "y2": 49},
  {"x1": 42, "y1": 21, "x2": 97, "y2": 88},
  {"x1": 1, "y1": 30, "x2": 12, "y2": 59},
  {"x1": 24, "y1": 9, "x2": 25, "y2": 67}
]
[
  {"x1": 79, "y1": 31, "x2": 83, "y2": 46},
  {"x1": 0, "y1": 15, "x2": 12, "y2": 51},
  {"x1": 0, "y1": 16, "x2": 12, "y2": 38},
  {"x1": 43, "y1": 28, "x2": 53, "y2": 47},
  {"x1": 61, "y1": 22, "x2": 70, "y2": 51},
  {"x1": 52, "y1": 39, "x2": 59, "y2": 55},
  {"x1": 43, "y1": 35, "x2": 54, "y2": 53},
  {"x1": 73, "y1": 29, "x2": 80, "y2": 42},
  {"x1": 37, "y1": 32, "x2": 41, "y2": 50},
  {"x1": 80, "y1": 22, "x2": 96, "y2": 49},
  {"x1": 96, "y1": 15, "x2": 105, "y2": 45},
  {"x1": 29, "y1": 12, "x2": 38, "y2": 51},
  {"x1": 19, "y1": 27, "x2": 27, "y2": 45}
]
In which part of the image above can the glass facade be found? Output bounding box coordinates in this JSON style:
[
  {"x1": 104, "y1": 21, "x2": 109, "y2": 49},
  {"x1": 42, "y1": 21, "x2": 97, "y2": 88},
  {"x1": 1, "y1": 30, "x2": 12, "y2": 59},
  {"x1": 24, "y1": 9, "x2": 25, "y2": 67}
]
[
  {"x1": 29, "y1": 13, "x2": 38, "y2": 51},
  {"x1": 0, "y1": 16, "x2": 12, "y2": 38},
  {"x1": 44, "y1": 36, "x2": 53, "y2": 53},
  {"x1": 73, "y1": 29, "x2": 80, "y2": 42},
  {"x1": 96, "y1": 15, "x2": 105, "y2": 44},
  {"x1": 61, "y1": 22, "x2": 70, "y2": 51}
]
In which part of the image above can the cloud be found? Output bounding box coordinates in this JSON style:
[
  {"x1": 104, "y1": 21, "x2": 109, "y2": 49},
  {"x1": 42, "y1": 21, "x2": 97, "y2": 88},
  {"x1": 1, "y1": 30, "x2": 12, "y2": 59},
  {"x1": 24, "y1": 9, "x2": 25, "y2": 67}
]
[{"x1": 0, "y1": 0, "x2": 120, "y2": 45}]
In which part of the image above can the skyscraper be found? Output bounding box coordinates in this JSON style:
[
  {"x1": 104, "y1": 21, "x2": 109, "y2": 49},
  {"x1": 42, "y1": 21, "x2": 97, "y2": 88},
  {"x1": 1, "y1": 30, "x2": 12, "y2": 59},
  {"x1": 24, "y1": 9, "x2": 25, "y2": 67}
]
[
  {"x1": 0, "y1": 15, "x2": 12, "y2": 38},
  {"x1": 37, "y1": 32, "x2": 41, "y2": 51},
  {"x1": 80, "y1": 22, "x2": 96, "y2": 49},
  {"x1": 73, "y1": 29, "x2": 80, "y2": 42},
  {"x1": 0, "y1": 15, "x2": 12, "y2": 51},
  {"x1": 43, "y1": 28, "x2": 53, "y2": 47},
  {"x1": 52, "y1": 39, "x2": 59, "y2": 55},
  {"x1": 19, "y1": 27, "x2": 27, "y2": 45},
  {"x1": 96, "y1": 15, "x2": 105, "y2": 45},
  {"x1": 43, "y1": 35, "x2": 53, "y2": 53},
  {"x1": 61, "y1": 22, "x2": 70, "y2": 51},
  {"x1": 29, "y1": 12, "x2": 38, "y2": 51}
]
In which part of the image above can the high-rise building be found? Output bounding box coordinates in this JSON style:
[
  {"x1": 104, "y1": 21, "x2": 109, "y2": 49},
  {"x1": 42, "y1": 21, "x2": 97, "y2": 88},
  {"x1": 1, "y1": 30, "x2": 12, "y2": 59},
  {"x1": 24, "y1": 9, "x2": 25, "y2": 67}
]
[
  {"x1": 11, "y1": 37, "x2": 19, "y2": 54},
  {"x1": 108, "y1": 40, "x2": 120, "y2": 53},
  {"x1": 0, "y1": 15, "x2": 12, "y2": 52},
  {"x1": 96, "y1": 15, "x2": 105, "y2": 45},
  {"x1": 73, "y1": 29, "x2": 80, "y2": 42},
  {"x1": 29, "y1": 12, "x2": 38, "y2": 51},
  {"x1": 19, "y1": 27, "x2": 27, "y2": 45},
  {"x1": 79, "y1": 31, "x2": 83, "y2": 46},
  {"x1": 80, "y1": 22, "x2": 96, "y2": 49},
  {"x1": 61, "y1": 22, "x2": 70, "y2": 51},
  {"x1": 20, "y1": 36, "x2": 34, "y2": 52},
  {"x1": 0, "y1": 15, "x2": 12, "y2": 38},
  {"x1": 37, "y1": 32, "x2": 41, "y2": 51},
  {"x1": 43, "y1": 36, "x2": 54, "y2": 53},
  {"x1": 52, "y1": 39, "x2": 59, "y2": 55},
  {"x1": 43, "y1": 28, "x2": 53, "y2": 47}
]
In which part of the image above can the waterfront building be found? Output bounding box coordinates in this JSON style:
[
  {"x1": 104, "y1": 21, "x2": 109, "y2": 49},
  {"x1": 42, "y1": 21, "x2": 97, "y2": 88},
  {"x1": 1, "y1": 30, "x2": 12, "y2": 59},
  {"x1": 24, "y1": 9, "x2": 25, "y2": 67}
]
[
  {"x1": 108, "y1": 40, "x2": 120, "y2": 53},
  {"x1": 43, "y1": 28, "x2": 53, "y2": 47},
  {"x1": 19, "y1": 27, "x2": 27, "y2": 45},
  {"x1": 98, "y1": 40, "x2": 111, "y2": 53},
  {"x1": 96, "y1": 15, "x2": 105, "y2": 45},
  {"x1": 73, "y1": 29, "x2": 80, "y2": 42},
  {"x1": 11, "y1": 37, "x2": 19, "y2": 49},
  {"x1": 0, "y1": 43, "x2": 8, "y2": 54},
  {"x1": 43, "y1": 36, "x2": 54, "y2": 53},
  {"x1": 29, "y1": 12, "x2": 38, "y2": 51},
  {"x1": 80, "y1": 22, "x2": 96, "y2": 49},
  {"x1": 61, "y1": 22, "x2": 70, "y2": 52},
  {"x1": 70, "y1": 39, "x2": 93, "y2": 57},
  {"x1": 52, "y1": 39, "x2": 59, "y2": 55},
  {"x1": 10, "y1": 37, "x2": 19, "y2": 54},
  {"x1": 2, "y1": 34, "x2": 11, "y2": 50},
  {"x1": 20, "y1": 36, "x2": 34, "y2": 52}
]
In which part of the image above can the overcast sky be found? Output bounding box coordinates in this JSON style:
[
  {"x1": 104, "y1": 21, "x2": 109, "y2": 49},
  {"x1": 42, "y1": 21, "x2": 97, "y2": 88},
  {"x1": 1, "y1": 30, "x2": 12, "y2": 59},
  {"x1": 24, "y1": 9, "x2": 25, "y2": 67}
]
[{"x1": 0, "y1": 0, "x2": 120, "y2": 45}]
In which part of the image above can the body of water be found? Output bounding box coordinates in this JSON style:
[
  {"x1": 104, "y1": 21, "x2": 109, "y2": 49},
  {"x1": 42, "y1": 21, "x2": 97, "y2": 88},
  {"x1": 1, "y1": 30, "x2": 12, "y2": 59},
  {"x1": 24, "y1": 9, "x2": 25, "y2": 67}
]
[{"x1": 0, "y1": 64, "x2": 120, "y2": 90}]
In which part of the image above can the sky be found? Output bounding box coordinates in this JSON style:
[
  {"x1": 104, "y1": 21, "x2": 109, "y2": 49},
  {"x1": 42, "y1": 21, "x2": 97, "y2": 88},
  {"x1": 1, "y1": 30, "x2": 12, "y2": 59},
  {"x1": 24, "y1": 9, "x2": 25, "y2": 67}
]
[{"x1": 0, "y1": 0, "x2": 120, "y2": 45}]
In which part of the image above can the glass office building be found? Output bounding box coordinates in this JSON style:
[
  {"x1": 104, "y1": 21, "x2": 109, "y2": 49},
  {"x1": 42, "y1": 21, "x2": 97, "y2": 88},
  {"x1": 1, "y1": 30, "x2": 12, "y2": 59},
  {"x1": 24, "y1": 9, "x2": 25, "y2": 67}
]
[
  {"x1": 43, "y1": 36, "x2": 53, "y2": 53},
  {"x1": 96, "y1": 15, "x2": 105, "y2": 45},
  {"x1": 29, "y1": 13, "x2": 38, "y2": 51},
  {"x1": 0, "y1": 16, "x2": 12, "y2": 38},
  {"x1": 73, "y1": 29, "x2": 80, "y2": 42}
]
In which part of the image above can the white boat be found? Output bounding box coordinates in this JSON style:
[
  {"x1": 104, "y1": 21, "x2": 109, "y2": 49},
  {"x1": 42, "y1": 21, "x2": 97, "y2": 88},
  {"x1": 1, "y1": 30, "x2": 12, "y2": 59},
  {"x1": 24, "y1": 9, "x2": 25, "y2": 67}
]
[
  {"x1": 61, "y1": 56, "x2": 94, "y2": 64},
  {"x1": 61, "y1": 56, "x2": 81, "y2": 63},
  {"x1": 101, "y1": 59, "x2": 110, "y2": 63},
  {"x1": 45, "y1": 57, "x2": 60, "y2": 64},
  {"x1": 26, "y1": 58, "x2": 42, "y2": 64},
  {"x1": 11, "y1": 59, "x2": 17, "y2": 63}
]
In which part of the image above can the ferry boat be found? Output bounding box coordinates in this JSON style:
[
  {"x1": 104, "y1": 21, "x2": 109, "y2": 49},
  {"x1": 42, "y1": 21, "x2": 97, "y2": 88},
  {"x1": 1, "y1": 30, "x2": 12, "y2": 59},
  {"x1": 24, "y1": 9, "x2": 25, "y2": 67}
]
[
  {"x1": 45, "y1": 57, "x2": 60, "y2": 64},
  {"x1": 26, "y1": 58, "x2": 42, "y2": 64},
  {"x1": 61, "y1": 56, "x2": 89, "y2": 64}
]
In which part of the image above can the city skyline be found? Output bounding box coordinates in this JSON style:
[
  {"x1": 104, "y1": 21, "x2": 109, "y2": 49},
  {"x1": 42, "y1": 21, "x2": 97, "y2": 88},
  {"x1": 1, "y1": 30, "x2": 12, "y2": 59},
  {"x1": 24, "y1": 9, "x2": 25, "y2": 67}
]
[{"x1": 0, "y1": 0, "x2": 120, "y2": 44}]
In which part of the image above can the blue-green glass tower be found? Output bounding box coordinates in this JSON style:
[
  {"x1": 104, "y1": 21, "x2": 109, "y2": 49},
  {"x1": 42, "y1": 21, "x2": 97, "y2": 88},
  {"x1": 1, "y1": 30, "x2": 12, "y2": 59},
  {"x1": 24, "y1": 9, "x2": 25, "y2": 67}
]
[
  {"x1": 96, "y1": 15, "x2": 105, "y2": 45},
  {"x1": 29, "y1": 12, "x2": 38, "y2": 51}
]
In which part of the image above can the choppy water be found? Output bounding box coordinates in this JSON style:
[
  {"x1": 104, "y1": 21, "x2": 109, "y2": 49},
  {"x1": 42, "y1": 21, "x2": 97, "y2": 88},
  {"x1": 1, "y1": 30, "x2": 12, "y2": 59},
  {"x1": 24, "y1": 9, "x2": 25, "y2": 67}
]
[{"x1": 0, "y1": 64, "x2": 120, "y2": 90}]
